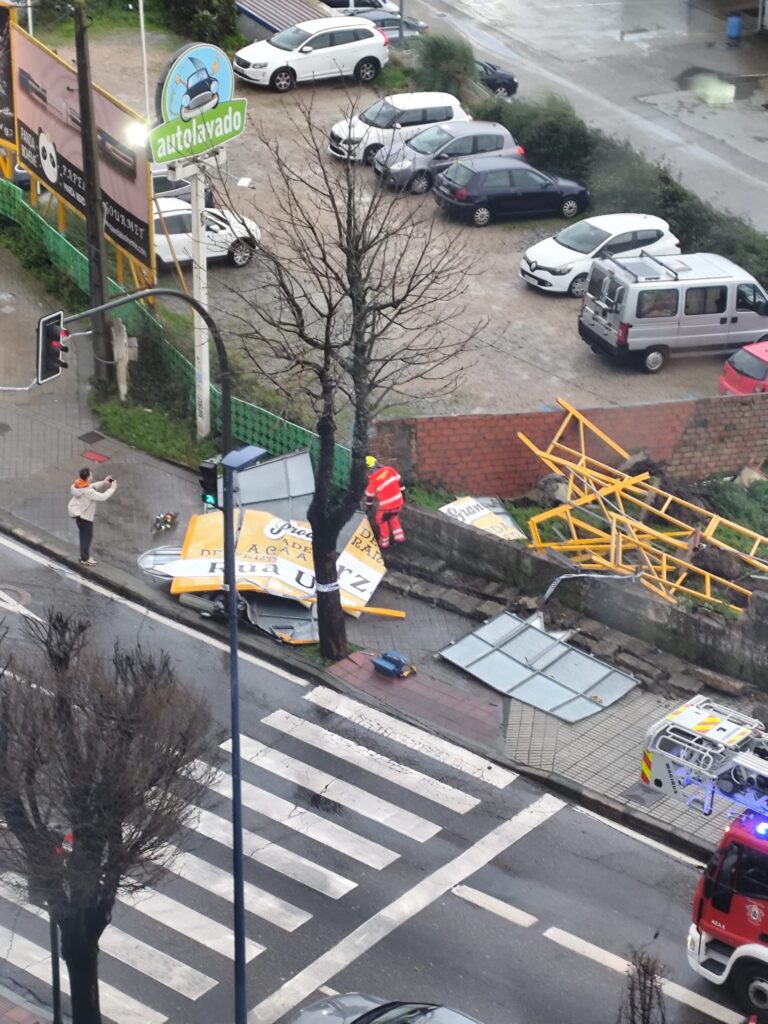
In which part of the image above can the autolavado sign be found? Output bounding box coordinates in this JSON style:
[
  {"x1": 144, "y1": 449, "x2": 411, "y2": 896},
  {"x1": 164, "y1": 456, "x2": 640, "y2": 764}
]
[{"x1": 150, "y1": 43, "x2": 246, "y2": 163}]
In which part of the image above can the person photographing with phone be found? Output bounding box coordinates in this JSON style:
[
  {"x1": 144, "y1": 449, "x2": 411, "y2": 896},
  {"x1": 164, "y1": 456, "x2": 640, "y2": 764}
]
[{"x1": 67, "y1": 467, "x2": 117, "y2": 566}]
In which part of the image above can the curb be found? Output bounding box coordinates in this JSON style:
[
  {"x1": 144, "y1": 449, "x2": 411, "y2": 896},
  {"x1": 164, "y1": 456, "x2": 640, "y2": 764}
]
[{"x1": 0, "y1": 512, "x2": 714, "y2": 864}]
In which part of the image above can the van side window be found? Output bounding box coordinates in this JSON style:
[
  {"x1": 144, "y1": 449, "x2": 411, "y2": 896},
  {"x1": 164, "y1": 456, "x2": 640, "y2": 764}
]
[
  {"x1": 684, "y1": 286, "x2": 727, "y2": 316},
  {"x1": 637, "y1": 289, "x2": 678, "y2": 318}
]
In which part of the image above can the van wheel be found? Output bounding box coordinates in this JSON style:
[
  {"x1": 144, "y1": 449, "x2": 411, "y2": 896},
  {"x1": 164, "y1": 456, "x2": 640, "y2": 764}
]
[
  {"x1": 410, "y1": 171, "x2": 432, "y2": 194},
  {"x1": 568, "y1": 274, "x2": 588, "y2": 298},
  {"x1": 270, "y1": 68, "x2": 295, "y2": 92},
  {"x1": 642, "y1": 347, "x2": 668, "y2": 373},
  {"x1": 473, "y1": 205, "x2": 492, "y2": 227},
  {"x1": 355, "y1": 58, "x2": 379, "y2": 83},
  {"x1": 733, "y1": 961, "x2": 768, "y2": 1017}
]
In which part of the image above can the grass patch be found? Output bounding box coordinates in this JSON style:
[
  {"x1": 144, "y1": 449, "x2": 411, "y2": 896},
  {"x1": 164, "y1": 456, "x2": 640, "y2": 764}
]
[
  {"x1": 375, "y1": 61, "x2": 413, "y2": 93},
  {"x1": 94, "y1": 400, "x2": 217, "y2": 468},
  {"x1": 407, "y1": 484, "x2": 455, "y2": 510}
]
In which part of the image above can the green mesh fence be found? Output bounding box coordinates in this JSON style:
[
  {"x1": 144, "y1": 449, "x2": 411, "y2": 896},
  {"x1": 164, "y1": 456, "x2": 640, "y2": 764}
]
[{"x1": 0, "y1": 179, "x2": 351, "y2": 486}]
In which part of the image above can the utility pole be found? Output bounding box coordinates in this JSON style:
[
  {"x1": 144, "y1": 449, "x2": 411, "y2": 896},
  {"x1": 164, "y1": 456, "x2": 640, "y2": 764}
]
[{"x1": 72, "y1": 0, "x2": 112, "y2": 384}]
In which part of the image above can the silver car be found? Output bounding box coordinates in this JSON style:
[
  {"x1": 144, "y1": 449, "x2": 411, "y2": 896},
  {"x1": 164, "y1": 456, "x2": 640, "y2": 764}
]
[
  {"x1": 341, "y1": 8, "x2": 428, "y2": 46},
  {"x1": 291, "y1": 994, "x2": 488, "y2": 1024},
  {"x1": 372, "y1": 120, "x2": 523, "y2": 194}
]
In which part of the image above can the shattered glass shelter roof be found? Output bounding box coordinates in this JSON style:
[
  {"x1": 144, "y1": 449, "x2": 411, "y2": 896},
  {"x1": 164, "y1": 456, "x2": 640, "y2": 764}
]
[
  {"x1": 440, "y1": 611, "x2": 637, "y2": 722},
  {"x1": 236, "y1": 449, "x2": 314, "y2": 520}
]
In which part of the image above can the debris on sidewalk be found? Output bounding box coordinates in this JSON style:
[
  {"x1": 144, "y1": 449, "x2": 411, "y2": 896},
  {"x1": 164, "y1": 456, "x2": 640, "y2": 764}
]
[
  {"x1": 438, "y1": 495, "x2": 525, "y2": 541},
  {"x1": 372, "y1": 649, "x2": 416, "y2": 679}
]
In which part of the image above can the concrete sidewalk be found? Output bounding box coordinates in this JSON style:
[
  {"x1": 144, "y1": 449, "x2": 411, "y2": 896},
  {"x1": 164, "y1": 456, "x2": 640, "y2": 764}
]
[{"x1": 0, "y1": 245, "x2": 750, "y2": 860}]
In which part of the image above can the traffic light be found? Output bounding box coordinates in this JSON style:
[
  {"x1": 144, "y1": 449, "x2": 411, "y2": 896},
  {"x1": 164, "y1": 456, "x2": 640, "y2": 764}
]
[
  {"x1": 37, "y1": 311, "x2": 69, "y2": 385},
  {"x1": 198, "y1": 459, "x2": 219, "y2": 509}
]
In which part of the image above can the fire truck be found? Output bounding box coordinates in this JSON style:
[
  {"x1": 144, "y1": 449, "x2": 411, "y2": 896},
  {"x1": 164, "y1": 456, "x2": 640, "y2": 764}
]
[{"x1": 642, "y1": 696, "x2": 768, "y2": 1019}]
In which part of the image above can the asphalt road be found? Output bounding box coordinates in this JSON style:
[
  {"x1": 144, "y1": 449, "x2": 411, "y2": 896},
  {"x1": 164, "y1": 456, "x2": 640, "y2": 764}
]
[{"x1": 0, "y1": 534, "x2": 744, "y2": 1024}]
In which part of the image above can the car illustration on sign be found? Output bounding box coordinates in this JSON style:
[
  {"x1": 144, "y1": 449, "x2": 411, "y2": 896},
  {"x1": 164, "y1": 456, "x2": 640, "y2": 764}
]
[{"x1": 178, "y1": 57, "x2": 220, "y2": 122}]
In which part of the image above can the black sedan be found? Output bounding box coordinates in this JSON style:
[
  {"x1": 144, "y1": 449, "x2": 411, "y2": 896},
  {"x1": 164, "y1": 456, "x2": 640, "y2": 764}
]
[
  {"x1": 432, "y1": 154, "x2": 589, "y2": 227},
  {"x1": 475, "y1": 58, "x2": 518, "y2": 97}
]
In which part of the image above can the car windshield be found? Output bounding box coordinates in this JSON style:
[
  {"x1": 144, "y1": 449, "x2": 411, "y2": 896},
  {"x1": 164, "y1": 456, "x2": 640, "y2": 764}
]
[
  {"x1": 408, "y1": 126, "x2": 453, "y2": 155},
  {"x1": 364, "y1": 1006, "x2": 473, "y2": 1024},
  {"x1": 554, "y1": 221, "x2": 611, "y2": 254},
  {"x1": 268, "y1": 26, "x2": 311, "y2": 50},
  {"x1": 443, "y1": 162, "x2": 473, "y2": 186},
  {"x1": 360, "y1": 100, "x2": 400, "y2": 128},
  {"x1": 729, "y1": 349, "x2": 768, "y2": 381},
  {"x1": 187, "y1": 69, "x2": 209, "y2": 87}
]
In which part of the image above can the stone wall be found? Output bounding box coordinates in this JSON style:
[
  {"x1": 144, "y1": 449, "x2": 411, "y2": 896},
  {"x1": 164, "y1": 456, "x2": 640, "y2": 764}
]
[
  {"x1": 400, "y1": 504, "x2": 768, "y2": 686},
  {"x1": 374, "y1": 395, "x2": 768, "y2": 496}
]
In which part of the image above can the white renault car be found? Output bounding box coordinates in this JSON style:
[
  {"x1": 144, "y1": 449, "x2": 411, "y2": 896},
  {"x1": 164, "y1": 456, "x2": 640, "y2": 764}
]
[
  {"x1": 233, "y1": 17, "x2": 389, "y2": 92},
  {"x1": 329, "y1": 92, "x2": 471, "y2": 165},
  {"x1": 153, "y1": 198, "x2": 260, "y2": 269},
  {"x1": 520, "y1": 213, "x2": 680, "y2": 298}
]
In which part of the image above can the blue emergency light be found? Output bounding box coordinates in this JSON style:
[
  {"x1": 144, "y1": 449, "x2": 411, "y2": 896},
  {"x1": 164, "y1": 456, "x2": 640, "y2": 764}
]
[{"x1": 755, "y1": 821, "x2": 768, "y2": 838}]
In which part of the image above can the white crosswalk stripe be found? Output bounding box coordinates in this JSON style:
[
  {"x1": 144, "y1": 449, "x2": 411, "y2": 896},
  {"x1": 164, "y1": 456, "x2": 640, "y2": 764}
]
[
  {"x1": 222, "y1": 735, "x2": 441, "y2": 842},
  {"x1": 0, "y1": 923, "x2": 166, "y2": 1024},
  {"x1": 304, "y1": 686, "x2": 517, "y2": 788},
  {"x1": 206, "y1": 768, "x2": 397, "y2": 869},
  {"x1": 164, "y1": 844, "x2": 311, "y2": 931},
  {"x1": 262, "y1": 709, "x2": 480, "y2": 813},
  {"x1": 192, "y1": 805, "x2": 356, "y2": 898},
  {"x1": 0, "y1": 875, "x2": 215, "y2": 999},
  {"x1": 120, "y1": 888, "x2": 264, "y2": 962}
]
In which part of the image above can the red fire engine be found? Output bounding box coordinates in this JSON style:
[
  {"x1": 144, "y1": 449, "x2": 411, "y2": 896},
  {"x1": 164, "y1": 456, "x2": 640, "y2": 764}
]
[{"x1": 642, "y1": 696, "x2": 768, "y2": 1019}]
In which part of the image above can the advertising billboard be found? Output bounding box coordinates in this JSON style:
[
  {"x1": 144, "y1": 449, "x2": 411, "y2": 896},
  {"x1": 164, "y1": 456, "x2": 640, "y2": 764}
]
[
  {"x1": 150, "y1": 43, "x2": 246, "y2": 163},
  {"x1": 10, "y1": 25, "x2": 152, "y2": 267},
  {"x1": 0, "y1": 3, "x2": 15, "y2": 151}
]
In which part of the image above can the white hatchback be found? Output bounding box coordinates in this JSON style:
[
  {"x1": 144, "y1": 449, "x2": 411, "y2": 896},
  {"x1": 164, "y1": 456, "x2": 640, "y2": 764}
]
[
  {"x1": 153, "y1": 198, "x2": 260, "y2": 270},
  {"x1": 233, "y1": 17, "x2": 389, "y2": 92},
  {"x1": 520, "y1": 213, "x2": 681, "y2": 298},
  {"x1": 329, "y1": 91, "x2": 471, "y2": 165}
]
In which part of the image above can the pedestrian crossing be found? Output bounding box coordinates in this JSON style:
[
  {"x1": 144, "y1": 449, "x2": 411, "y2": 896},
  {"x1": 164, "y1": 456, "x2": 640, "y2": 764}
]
[{"x1": 0, "y1": 685, "x2": 519, "y2": 1024}]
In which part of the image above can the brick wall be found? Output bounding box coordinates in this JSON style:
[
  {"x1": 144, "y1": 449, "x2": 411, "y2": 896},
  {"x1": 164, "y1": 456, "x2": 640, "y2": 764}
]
[{"x1": 373, "y1": 395, "x2": 768, "y2": 496}]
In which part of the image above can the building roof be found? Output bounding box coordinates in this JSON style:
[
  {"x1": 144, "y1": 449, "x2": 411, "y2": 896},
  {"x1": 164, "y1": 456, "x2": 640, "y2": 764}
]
[{"x1": 236, "y1": 0, "x2": 331, "y2": 32}]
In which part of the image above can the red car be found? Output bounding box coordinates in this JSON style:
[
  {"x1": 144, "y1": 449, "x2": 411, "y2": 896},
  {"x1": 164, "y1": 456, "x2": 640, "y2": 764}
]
[{"x1": 719, "y1": 340, "x2": 768, "y2": 395}]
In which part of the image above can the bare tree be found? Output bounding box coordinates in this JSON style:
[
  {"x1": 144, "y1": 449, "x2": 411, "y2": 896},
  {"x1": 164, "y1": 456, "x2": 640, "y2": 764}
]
[
  {"x1": 0, "y1": 611, "x2": 220, "y2": 1024},
  {"x1": 219, "y1": 98, "x2": 483, "y2": 658},
  {"x1": 618, "y1": 947, "x2": 667, "y2": 1024}
]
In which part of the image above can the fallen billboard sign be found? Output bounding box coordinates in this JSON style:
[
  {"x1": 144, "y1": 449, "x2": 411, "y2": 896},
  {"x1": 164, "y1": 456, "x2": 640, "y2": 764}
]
[
  {"x1": 11, "y1": 26, "x2": 152, "y2": 268},
  {"x1": 162, "y1": 510, "x2": 386, "y2": 615},
  {"x1": 439, "y1": 497, "x2": 525, "y2": 541}
]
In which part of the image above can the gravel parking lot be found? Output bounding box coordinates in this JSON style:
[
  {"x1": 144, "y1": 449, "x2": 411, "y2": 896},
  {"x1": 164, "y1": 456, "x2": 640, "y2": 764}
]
[{"x1": 61, "y1": 29, "x2": 724, "y2": 415}]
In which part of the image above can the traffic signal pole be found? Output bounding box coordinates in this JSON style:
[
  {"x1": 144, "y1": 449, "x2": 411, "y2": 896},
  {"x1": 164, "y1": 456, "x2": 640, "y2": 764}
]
[{"x1": 62, "y1": 286, "x2": 252, "y2": 1017}]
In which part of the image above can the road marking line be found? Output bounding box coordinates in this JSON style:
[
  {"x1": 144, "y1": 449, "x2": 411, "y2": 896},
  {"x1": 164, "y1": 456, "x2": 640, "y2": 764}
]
[
  {"x1": 574, "y1": 807, "x2": 705, "y2": 868},
  {"x1": 164, "y1": 845, "x2": 311, "y2": 932},
  {"x1": 263, "y1": 709, "x2": 479, "y2": 813},
  {"x1": 318, "y1": 986, "x2": 339, "y2": 997},
  {"x1": 304, "y1": 686, "x2": 516, "y2": 788},
  {"x1": 543, "y1": 927, "x2": 742, "y2": 1024},
  {"x1": 0, "y1": 923, "x2": 167, "y2": 1024},
  {"x1": 192, "y1": 806, "x2": 356, "y2": 899},
  {"x1": 207, "y1": 767, "x2": 397, "y2": 869},
  {"x1": 247, "y1": 793, "x2": 564, "y2": 1024},
  {"x1": 222, "y1": 735, "x2": 440, "y2": 842},
  {"x1": 0, "y1": 874, "x2": 215, "y2": 1000},
  {"x1": 451, "y1": 884, "x2": 537, "y2": 927},
  {"x1": 121, "y1": 888, "x2": 264, "y2": 962},
  {"x1": 0, "y1": 534, "x2": 307, "y2": 687}
]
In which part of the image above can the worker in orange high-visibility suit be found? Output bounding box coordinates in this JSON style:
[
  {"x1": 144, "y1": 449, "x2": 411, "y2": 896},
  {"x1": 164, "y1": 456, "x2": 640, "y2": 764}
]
[{"x1": 364, "y1": 455, "x2": 405, "y2": 550}]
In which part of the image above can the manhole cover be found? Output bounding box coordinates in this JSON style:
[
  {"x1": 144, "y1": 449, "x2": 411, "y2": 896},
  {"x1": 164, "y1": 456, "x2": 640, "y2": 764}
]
[
  {"x1": 0, "y1": 423, "x2": 10, "y2": 435},
  {"x1": 79, "y1": 430, "x2": 105, "y2": 443},
  {"x1": 620, "y1": 781, "x2": 665, "y2": 807}
]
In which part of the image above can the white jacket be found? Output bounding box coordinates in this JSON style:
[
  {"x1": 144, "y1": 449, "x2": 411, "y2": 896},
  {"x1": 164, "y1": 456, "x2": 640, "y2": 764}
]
[{"x1": 67, "y1": 479, "x2": 116, "y2": 521}]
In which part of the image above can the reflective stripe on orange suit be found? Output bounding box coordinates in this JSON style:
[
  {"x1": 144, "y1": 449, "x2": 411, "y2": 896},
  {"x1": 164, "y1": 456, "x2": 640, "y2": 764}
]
[{"x1": 365, "y1": 466, "x2": 403, "y2": 511}]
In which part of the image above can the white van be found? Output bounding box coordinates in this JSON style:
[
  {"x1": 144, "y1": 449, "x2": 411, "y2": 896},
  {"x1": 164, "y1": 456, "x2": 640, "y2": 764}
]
[{"x1": 578, "y1": 252, "x2": 768, "y2": 372}]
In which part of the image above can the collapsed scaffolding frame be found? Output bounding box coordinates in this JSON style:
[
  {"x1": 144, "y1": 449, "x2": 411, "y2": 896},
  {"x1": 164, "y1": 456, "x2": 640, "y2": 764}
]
[{"x1": 517, "y1": 399, "x2": 768, "y2": 612}]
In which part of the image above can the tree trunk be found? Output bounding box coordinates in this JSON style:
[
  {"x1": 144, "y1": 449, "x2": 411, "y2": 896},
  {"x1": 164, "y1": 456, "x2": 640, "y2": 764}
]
[
  {"x1": 314, "y1": 530, "x2": 348, "y2": 661},
  {"x1": 60, "y1": 924, "x2": 102, "y2": 1024}
]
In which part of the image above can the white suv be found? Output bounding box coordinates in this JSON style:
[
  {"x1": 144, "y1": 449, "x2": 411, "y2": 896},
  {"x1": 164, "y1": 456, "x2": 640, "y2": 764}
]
[
  {"x1": 329, "y1": 92, "x2": 471, "y2": 165},
  {"x1": 233, "y1": 17, "x2": 389, "y2": 92},
  {"x1": 520, "y1": 213, "x2": 681, "y2": 298},
  {"x1": 153, "y1": 198, "x2": 260, "y2": 269}
]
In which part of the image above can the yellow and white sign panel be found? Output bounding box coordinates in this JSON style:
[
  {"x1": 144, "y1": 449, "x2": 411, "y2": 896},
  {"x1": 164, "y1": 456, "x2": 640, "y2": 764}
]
[
  {"x1": 165, "y1": 511, "x2": 385, "y2": 615},
  {"x1": 439, "y1": 497, "x2": 525, "y2": 542}
]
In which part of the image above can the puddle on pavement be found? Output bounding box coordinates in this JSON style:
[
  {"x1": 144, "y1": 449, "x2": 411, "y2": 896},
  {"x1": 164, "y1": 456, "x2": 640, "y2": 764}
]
[{"x1": 675, "y1": 65, "x2": 768, "y2": 104}]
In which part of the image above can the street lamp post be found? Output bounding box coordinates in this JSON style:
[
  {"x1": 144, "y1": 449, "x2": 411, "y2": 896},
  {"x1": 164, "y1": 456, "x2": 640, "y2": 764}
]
[{"x1": 63, "y1": 287, "x2": 252, "y2": 1024}]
